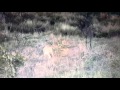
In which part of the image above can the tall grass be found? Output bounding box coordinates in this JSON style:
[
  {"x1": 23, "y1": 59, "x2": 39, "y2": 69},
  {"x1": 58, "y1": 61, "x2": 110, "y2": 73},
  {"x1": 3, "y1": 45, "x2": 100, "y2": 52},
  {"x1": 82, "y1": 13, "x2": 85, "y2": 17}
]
[{"x1": 0, "y1": 12, "x2": 120, "y2": 78}]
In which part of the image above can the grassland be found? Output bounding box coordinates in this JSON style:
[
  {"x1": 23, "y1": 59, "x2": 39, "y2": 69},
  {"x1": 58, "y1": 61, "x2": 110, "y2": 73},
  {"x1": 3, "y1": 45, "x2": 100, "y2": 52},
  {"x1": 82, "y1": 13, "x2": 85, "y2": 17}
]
[{"x1": 0, "y1": 12, "x2": 120, "y2": 78}]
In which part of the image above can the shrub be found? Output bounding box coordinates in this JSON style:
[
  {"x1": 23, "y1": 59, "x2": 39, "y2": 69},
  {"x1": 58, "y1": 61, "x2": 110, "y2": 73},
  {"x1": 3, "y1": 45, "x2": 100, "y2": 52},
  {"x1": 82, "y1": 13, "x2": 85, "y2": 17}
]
[{"x1": 0, "y1": 45, "x2": 24, "y2": 78}]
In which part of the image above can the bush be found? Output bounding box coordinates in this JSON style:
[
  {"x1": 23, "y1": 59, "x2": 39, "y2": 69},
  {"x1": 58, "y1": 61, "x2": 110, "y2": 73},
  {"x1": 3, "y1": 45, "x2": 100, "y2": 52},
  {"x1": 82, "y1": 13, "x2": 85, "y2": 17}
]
[{"x1": 0, "y1": 45, "x2": 24, "y2": 78}]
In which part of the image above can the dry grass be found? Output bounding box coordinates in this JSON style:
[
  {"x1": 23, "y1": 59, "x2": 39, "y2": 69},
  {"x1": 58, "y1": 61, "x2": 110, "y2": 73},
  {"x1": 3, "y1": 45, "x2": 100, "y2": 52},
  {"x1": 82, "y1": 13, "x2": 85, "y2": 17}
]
[
  {"x1": 9, "y1": 33, "x2": 119, "y2": 78},
  {"x1": 0, "y1": 12, "x2": 120, "y2": 78}
]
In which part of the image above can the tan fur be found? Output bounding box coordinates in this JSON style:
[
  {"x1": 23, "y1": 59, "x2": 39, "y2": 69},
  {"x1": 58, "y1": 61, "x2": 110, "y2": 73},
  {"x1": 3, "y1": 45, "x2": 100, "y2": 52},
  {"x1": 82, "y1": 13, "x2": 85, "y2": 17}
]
[{"x1": 43, "y1": 45, "x2": 54, "y2": 59}]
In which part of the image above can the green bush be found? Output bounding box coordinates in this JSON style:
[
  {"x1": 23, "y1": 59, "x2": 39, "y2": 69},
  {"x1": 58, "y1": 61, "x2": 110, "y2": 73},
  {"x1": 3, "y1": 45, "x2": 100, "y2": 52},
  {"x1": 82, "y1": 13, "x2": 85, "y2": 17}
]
[{"x1": 0, "y1": 45, "x2": 24, "y2": 78}]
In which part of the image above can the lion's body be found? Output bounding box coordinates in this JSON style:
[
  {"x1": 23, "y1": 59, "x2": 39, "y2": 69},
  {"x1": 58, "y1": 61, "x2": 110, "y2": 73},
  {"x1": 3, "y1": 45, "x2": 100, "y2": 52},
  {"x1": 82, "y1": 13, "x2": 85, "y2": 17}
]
[{"x1": 43, "y1": 45, "x2": 54, "y2": 59}]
